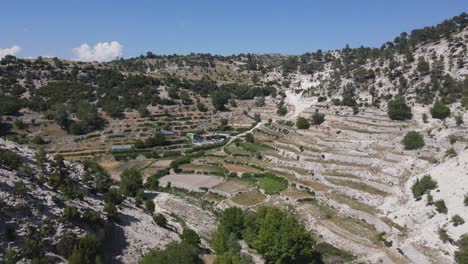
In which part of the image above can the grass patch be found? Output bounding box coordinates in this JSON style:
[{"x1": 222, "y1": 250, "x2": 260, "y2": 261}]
[
  {"x1": 231, "y1": 190, "x2": 266, "y2": 206},
  {"x1": 239, "y1": 141, "x2": 274, "y2": 153},
  {"x1": 255, "y1": 173, "x2": 289, "y2": 195},
  {"x1": 225, "y1": 145, "x2": 251, "y2": 156}
]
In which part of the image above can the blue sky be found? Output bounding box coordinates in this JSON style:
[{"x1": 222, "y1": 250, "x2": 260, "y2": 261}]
[{"x1": 0, "y1": 0, "x2": 466, "y2": 60}]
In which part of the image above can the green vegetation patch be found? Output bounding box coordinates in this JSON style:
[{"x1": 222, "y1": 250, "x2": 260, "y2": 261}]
[{"x1": 255, "y1": 173, "x2": 289, "y2": 195}]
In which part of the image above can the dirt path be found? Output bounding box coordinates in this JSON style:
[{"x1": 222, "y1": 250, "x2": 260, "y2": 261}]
[{"x1": 226, "y1": 121, "x2": 264, "y2": 145}]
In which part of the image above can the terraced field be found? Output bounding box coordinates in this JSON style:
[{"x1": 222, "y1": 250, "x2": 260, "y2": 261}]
[{"x1": 149, "y1": 101, "x2": 460, "y2": 263}]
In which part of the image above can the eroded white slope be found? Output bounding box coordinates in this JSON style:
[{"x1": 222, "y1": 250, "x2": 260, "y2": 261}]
[{"x1": 381, "y1": 149, "x2": 468, "y2": 262}]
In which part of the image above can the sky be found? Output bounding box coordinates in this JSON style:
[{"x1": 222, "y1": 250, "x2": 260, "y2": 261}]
[{"x1": 0, "y1": 0, "x2": 467, "y2": 61}]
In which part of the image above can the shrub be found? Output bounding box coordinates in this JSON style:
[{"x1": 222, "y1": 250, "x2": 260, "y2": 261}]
[
  {"x1": 104, "y1": 188, "x2": 124, "y2": 206},
  {"x1": 387, "y1": 98, "x2": 412, "y2": 120},
  {"x1": 411, "y1": 175, "x2": 437, "y2": 199},
  {"x1": 430, "y1": 101, "x2": 450, "y2": 119},
  {"x1": 153, "y1": 213, "x2": 167, "y2": 227},
  {"x1": 446, "y1": 147, "x2": 457, "y2": 157},
  {"x1": 465, "y1": 193, "x2": 468, "y2": 206},
  {"x1": 434, "y1": 200, "x2": 447, "y2": 214},
  {"x1": 13, "y1": 181, "x2": 28, "y2": 196},
  {"x1": 402, "y1": 131, "x2": 424, "y2": 150},
  {"x1": 422, "y1": 113, "x2": 428, "y2": 123},
  {"x1": 0, "y1": 149, "x2": 22, "y2": 169},
  {"x1": 452, "y1": 215, "x2": 465, "y2": 226},
  {"x1": 145, "y1": 199, "x2": 155, "y2": 213},
  {"x1": 3, "y1": 247, "x2": 18, "y2": 264},
  {"x1": 104, "y1": 203, "x2": 118, "y2": 221},
  {"x1": 22, "y1": 239, "x2": 44, "y2": 259},
  {"x1": 63, "y1": 206, "x2": 80, "y2": 221},
  {"x1": 296, "y1": 117, "x2": 310, "y2": 129},
  {"x1": 82, "y1": 211, "x2": 101, "y2": 224},
  {"x1": 455, "y1": 114, "x2": 464, "y2": 126},
  {"x1": 56, "y1": 232, "x2": 78, "y2": 258},
  {"x1": 31, "y1": 135, "x2": 47, "y2": 145},
  {"x1": 196, "y1": 101, "x2": 208, "y2": 112},
  {"x1": 145, "y1": 175, "x2": 159, "y2": 189},
  {"x1": 276, "y1": 102, "x2": 288, "y2": 116},
  {"x1": 438, "y1": 228, "x2": 452, "y2": 243},
  {"x1": 312, "y1": 112, "x2": 325, "y2": 125},
  {"x1": 455, "y1": 234, "x2": 468, "y2": 263},
  {"x1": 13, "y1": 119, "x2": 26, "y2": 129}
]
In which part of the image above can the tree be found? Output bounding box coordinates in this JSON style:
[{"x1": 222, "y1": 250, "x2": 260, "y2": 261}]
[
  {"x1": 179, "y1": 91, "x2": 193, "y2": 105},
  {"x1": 247, "y1": 206, "x2": 317, "y2": 263},
  {"x1": 296, "y1": 117, "x2": 310, "y2": 129},
  {"x1": 245, "y1": 133, "x2": 254, "y2": 143},
  {"x1": 145, "y1": 132, "x2": 167, "y2": 148},
  {"x1": 417, "y1": 56, "x2": 430, "y2": 75},
  {"x1": 402, "y1": 131, "x2": 425, "y2": 150},
  {"x1": 387, "y1": 98, "x2": 412, "y2": 120},
  {"x1": 430, "y1": 101, "x2": 451, "y2": 119},
  {"x1": 181, "y1": 228, "x2": 201, "y2": 248},
  {"x1": 138, "y1": 105, "x2": 150, "y2": 118},
  {"x1": 139, "y1": 241, "x2": 202, "y2": 264},
  {"x1": 56, "y1": 232, "x2": 78, "y2": 258},
  {"x1": 219, "y1": 207, "x2": 244, "y2": 238},
  {"x1": 212, "y1": 90, "x2": 230, "y2": 111},
  {"x1": 214, "y1": 253, "x2": 254, "y2": 264},
  {"x1": 104, "y1": 188, "x2": 124, "y2": 205},
  {"x1": 119, "y1": 168, "x2": 143, "y2": 197},
  {"x1": 146, "y1": 175, "x2": 160, "y2": 189},
  {"x1": 212, "y1": 226, "x2": 230, "y2": 253},
  {"x1": 104, "y1": 203, "x2": 118, "y2": 221},
  {"x1": 68, "y1": 234, "x2": 102, "y2": 264},
  {"x1": 276, "y1": 101, "x2": 288, "y2": 116},
  {"x1": 0, "y1": 96, "x2": 21, "y2": 116}
]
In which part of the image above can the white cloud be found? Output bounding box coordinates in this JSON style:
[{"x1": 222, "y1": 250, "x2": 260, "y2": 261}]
[
  {"x1": 72, "y1": 41, "x2": 123, "y2": 62},
  {"x1": 0, "y1": 45, "x2": 21, "y2": 59}
]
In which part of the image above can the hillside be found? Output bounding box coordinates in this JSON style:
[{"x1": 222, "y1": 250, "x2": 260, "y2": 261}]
[{"x1": 1, "y1": 12, "x2": 468, "y2": 264}]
